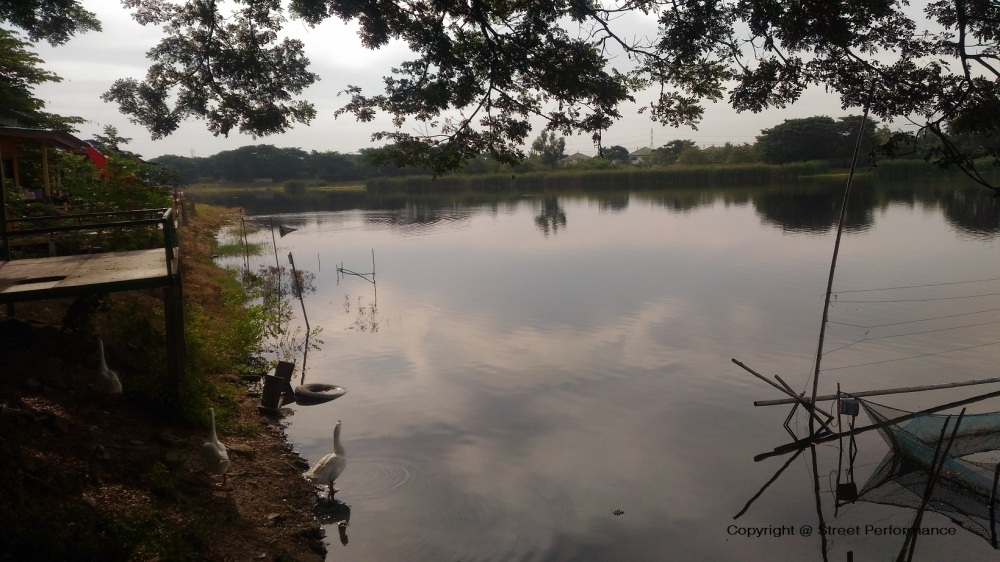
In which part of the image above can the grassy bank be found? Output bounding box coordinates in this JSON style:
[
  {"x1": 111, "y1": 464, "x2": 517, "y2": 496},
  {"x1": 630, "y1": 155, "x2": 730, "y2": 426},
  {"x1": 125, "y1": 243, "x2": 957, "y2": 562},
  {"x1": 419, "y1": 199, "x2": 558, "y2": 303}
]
[{"x1": 363, "y1": 161, "x2": 833, "y2": 195}]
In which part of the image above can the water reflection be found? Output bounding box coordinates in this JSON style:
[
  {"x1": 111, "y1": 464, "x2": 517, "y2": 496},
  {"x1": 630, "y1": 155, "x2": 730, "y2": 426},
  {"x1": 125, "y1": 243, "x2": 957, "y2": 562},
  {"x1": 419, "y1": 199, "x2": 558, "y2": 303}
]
[
  {"x1": 212, "y1": 179, "x2": 1000, "y2": 561},
  {"x1": 315, "y1": 498, "x2": 352, "y2": 545},
  {"x1": 194, "y1": 181, "x2": 1000, "y2": 238},
  {"x1": 942, "y1": 190, "x2": 1000, "y2": 238},
  {"x1": 336, "y1": 253, "x2": 381, "y2": 333},
  {"x1": 855, "y1": 399, "x2": 1000, "y2": 551},
  {"x1": 534, "y1": 197, "x2": 567, "y2": 235},
  {"x1": 365, "y1": 206, "x2": 474, "y2": 236},
  {"x1": 753, "y1": 183, "x2": 876, "y2": 234},
  {"x1": 741, "y1": 390, "x2": 1000, "y2": 560}
]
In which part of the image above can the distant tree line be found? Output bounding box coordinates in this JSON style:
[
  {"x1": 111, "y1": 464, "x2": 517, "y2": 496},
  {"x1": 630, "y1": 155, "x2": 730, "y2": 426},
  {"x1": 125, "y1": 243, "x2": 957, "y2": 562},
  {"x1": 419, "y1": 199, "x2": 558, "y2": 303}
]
[{"x1": 151, "y1": 114, "x2": 999, "y2": 185}]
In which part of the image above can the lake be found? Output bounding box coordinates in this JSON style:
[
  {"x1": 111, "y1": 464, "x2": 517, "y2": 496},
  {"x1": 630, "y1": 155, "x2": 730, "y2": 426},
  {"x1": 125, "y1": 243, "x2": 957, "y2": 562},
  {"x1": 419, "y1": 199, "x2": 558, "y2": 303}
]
[{"x1": 207, "y1": 180, "x2": 1000, "y2": 561}]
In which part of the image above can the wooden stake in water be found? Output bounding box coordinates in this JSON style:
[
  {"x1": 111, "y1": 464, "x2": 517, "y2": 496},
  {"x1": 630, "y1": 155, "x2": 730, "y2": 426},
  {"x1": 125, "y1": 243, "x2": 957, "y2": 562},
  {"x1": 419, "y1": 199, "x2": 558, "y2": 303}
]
[
  {"x1": 270, "y1": 217, "x2": 281, "y2": 300},
  {"x1": 288, "y1": 252, "x2": 311, "y2": 377},
  {"x1": 240, "y1": 212, "x2": 250, "y2": 276}
]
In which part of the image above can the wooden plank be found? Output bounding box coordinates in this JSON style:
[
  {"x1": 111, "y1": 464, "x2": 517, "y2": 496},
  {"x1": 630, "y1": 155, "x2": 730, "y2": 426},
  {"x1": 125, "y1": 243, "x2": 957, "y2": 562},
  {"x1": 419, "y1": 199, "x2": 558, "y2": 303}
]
[{"x1": 0, "y1": 248, "x2": 177, "y2": 302}]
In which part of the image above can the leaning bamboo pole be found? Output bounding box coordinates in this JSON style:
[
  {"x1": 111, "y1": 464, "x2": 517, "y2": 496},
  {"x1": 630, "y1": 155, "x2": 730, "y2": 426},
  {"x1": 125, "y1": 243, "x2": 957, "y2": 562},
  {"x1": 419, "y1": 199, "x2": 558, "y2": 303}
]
[{"x1": 809, "y1": 108, "x2": 869, "y2": 429}]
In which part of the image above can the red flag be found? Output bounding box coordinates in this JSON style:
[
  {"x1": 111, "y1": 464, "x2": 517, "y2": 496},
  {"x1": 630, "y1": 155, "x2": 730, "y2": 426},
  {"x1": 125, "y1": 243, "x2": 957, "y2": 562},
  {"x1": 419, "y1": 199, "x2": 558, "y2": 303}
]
[{"x1": 83, "y1": 143, "x2": 108, "y2": 170}]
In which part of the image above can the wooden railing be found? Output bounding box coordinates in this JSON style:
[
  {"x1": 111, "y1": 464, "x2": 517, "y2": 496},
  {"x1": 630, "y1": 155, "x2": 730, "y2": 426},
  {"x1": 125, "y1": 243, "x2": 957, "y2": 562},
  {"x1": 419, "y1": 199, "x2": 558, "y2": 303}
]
[{"x1": 1, "y1": 208, "x2": 178, "y2": 275}]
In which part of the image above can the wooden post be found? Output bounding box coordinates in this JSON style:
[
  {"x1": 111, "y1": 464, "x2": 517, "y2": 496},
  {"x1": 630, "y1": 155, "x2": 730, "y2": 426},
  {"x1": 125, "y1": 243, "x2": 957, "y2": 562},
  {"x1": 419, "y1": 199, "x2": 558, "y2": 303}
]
[
  {"x1": 163, "y1": 269, "x2": 186, "y2": 411},
  {"x1": 259, "y1": 375, "x2": 284, "y2": 412},
  {"x1": 41, "y1": 144, "x2": 51, "y2": 199},
  {"x1": 163, "y1": 209, "x2": 185, "y2": 412},
  {"x1": 259, "y1": 360, "x2": 296, "y2": 412},
  {"x1": 0, "y1": 144, "x2": 11, "y2": 316},
  {"x1": 274, "y1": 360, "x2": 295, "y2": 398}
]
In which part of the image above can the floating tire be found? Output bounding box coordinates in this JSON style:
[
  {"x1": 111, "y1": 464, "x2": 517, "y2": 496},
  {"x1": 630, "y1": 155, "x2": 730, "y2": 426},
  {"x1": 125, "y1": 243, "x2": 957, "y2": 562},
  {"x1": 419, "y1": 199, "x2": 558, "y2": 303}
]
[{"x1": 293, "y1": 383, "x2": 347, "y2": 406}]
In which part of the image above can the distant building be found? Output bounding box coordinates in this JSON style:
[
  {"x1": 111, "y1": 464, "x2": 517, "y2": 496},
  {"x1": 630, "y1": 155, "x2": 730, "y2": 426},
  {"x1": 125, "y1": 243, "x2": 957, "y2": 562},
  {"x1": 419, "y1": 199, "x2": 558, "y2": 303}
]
[
  {"x1": 629, "y1": 147, "x2": 653, "y2": 164},
  {"x1": 559, "y1": 152, "x2": 591, "y2": 166}
]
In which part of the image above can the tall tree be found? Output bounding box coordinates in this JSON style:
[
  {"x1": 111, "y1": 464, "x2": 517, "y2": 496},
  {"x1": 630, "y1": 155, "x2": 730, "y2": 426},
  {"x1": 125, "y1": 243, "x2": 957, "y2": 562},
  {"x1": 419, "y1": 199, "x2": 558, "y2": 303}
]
[
  {"x1": 602, "y1": 145, "x2": 630, "y2": 163},
  {"x1": 650, "y1": 139, "x2": 697, "y2": 166},
  {"x1": 757, "y1": 115, "x2": 876, "y2": 164},
  {"x1": 756, "y1": 117, "x2": 841, "y2": 164},
  {"x1": 530, "y1": 131, "x2": 566, "y2": 169}
]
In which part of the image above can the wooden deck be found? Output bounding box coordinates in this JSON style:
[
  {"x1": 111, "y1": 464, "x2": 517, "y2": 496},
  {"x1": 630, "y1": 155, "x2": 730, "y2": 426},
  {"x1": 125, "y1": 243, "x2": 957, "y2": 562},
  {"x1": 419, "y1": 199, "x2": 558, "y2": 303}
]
[
  {"x1": 0, "y1": 248, "x2": 178, "y2": 302},
  {"x1": 0, "y1": 207, "x2": 187, "y2": 410}
]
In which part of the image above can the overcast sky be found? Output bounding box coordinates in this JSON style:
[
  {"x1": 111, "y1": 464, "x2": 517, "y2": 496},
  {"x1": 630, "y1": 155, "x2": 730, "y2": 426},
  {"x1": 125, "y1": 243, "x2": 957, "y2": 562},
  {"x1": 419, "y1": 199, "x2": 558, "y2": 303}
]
[{"x1": 29, "y1": 4, "x2": 860, "y2": 161}]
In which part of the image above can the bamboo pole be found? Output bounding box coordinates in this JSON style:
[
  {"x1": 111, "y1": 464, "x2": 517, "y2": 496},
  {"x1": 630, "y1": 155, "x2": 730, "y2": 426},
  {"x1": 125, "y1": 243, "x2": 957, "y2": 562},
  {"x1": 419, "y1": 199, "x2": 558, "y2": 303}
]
[
  {"x1": 287, "y1": 252, "x2": 310, "y2": 335},
  {"x1": 809, "y1": 109, "x2": 869, "y2": 429},
  {"x1": 733, "y1": 447, "x2": 804, "y2": 519},
  {"x1": 733, "y1": 359, "x2": 832, "y2": 422},
  {"x1": 990, "y1": 464, "x2": 1000, "y2": 548},
  {"x1": 754, "y1": 387, "x2": 1000, "y2": 462},
  {"x1": 899, "y1": 410, "x2": 964, "y2": 562},
  {"x1": 773, "y1": 373, "x2": 837, "y2": 435},
  {"x1": 810, "y1": 444, "x2": 831, "y2": 562},
  {"x1": 754, "y1": 376, "x2": 1000, "y2": 406}
]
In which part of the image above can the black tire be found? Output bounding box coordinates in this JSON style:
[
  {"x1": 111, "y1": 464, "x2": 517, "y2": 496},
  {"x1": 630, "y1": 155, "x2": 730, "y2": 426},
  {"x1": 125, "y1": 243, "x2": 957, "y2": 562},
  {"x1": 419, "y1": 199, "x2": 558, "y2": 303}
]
[{"x1": 293, "y1": 383, "x2": 347, "y2": 406}]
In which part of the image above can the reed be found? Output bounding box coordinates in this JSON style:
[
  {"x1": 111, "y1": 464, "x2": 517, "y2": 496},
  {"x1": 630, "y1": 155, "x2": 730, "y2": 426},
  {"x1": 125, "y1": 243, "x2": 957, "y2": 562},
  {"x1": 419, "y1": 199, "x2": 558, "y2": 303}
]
[{"x1": 365, "y1": 162, "x2": 832, "y2": 195}]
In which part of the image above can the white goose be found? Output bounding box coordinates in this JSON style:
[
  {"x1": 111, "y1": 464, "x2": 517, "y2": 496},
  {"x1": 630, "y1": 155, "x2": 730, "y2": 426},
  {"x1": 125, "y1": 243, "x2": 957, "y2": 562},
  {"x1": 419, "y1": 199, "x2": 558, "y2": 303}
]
[
  {"x1": 201, "y1": 407, "x2": 231, "y2": 486},
  {"x1": 304, "y1": 420, "x2": 347, "y2": 495},
  {"x1": 96, "y1": 338, "x2": 122, "y2": 394}
]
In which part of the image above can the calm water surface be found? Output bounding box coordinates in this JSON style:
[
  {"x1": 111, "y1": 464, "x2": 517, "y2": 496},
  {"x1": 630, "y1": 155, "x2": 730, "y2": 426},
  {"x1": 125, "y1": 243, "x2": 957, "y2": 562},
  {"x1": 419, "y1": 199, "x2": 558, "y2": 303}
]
[{"x1": 215, "y1": 184, "x2": 1000, "y2": 561}]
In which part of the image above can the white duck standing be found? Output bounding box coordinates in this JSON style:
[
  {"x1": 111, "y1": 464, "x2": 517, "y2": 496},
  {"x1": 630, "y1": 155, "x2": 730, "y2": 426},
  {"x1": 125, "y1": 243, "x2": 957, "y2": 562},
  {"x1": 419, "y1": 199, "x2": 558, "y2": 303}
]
[
  {"x1": 201, "y1": 407, "x2": 231, "y2": 486},
  {"x1": 304, "y1": 420, "x2": 347, "y2": 496},
  {"x1": 96, "y1": 338, "x2": 122, "y2": 394}
]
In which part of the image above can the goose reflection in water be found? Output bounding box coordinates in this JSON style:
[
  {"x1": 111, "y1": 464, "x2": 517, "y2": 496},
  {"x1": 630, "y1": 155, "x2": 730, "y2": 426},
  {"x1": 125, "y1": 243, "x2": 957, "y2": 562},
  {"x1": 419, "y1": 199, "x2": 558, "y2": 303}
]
[{"x1": 316, "y1": 497, "x2": 351, "y2": 546}]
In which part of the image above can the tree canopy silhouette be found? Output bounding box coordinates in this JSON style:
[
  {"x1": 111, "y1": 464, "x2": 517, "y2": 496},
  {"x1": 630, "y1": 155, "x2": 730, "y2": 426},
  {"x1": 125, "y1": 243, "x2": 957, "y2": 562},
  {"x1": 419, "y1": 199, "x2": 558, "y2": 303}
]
[{"x1": 4, "y1": 0, "x2": 999, "y2": 189}]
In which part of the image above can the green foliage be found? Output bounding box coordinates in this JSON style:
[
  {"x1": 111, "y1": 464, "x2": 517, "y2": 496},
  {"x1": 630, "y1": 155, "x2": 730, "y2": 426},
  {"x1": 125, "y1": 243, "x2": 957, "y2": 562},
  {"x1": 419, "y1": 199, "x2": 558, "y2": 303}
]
[
  {"x1": 571, "y1": 157, "x2": 622, "y2": 171},
  {"x1": 462, "y1": 154, "x2": 507, "y2": 175},
  {"x1": 216, "y1": 240, "x2": 264, "y2": 258},
  {"x1": 0, "y1": 0, "x2": 100, "y2": 45},
  {"x1": 602, "y1": 145, "x2": 630, "y2": 163},
  {"x1": 11, "y1": 1, "x2": 1000, "y2": 190},
  {"x1": 756, "y1": 115, "x2": 876, "y2": 165},
  {"x1": 54, "y1": 152, "x2": 172, "y2": 212},
  {"x1": 0, "y1": 28, "x2": 84, "y2": 129},
  {"x1": 676, "y1": 147, "x2": 708, "y2": 165},
  {"x1": 102, "y1": 1, "x2": 317, "y2": 139},
  {"x1": 726, "y1": 144, "x2": 758, "y2": 164},
  {"x1": 146, "y1": 461, "x2": 180, "y2": 499},
  {"x1": 648, "y1": 140, "x2": 697, "y2": 166},
  {"x1": 366, "y1": 161, "x2": 830, "y2": 194},
  {"x1": 531, "y1": 131, "x2": 567, "y2": 170}
]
